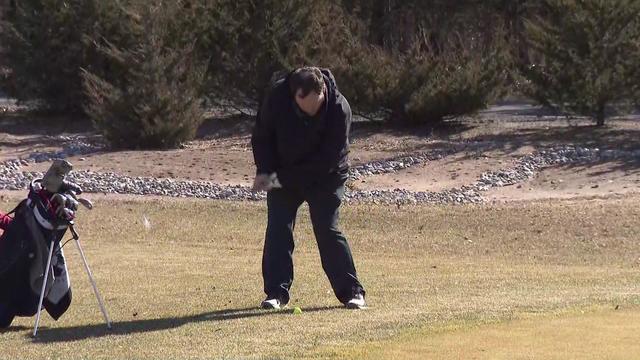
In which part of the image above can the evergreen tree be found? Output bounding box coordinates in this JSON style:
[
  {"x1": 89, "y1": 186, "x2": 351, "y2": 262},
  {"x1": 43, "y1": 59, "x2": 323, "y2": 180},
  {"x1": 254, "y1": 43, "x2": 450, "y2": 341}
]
[
  {"x1": 83, "y1": 2, "x2": 205, "y2": 149},
  {"x1": 522, "y1": 0, "x2": 640, "y2": 125},
  {"x1": 0, "y1": 0, "x2": 119, "y2": 114}
]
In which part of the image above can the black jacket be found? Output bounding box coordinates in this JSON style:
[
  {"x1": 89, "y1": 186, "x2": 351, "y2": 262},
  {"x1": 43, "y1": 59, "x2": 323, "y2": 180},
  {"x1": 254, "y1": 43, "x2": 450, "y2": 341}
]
[{"x1": 251, "y1": 69, "x2": 351, "y2": 189}]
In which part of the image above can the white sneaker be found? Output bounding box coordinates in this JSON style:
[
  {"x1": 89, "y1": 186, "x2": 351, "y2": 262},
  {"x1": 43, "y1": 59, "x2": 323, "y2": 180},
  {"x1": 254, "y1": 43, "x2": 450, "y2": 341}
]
[
  {"x1": 345, "y1": 294, "x2": 367, "y2": 309},
  {"x1": 261, "y1": 298, "x2": 282, "y2": 310}
]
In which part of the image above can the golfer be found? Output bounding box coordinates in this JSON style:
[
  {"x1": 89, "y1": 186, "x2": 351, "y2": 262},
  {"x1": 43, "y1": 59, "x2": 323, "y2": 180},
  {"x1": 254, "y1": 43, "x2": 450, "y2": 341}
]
[{"x1": 251, "y1": 67, "x2": 366, "y2": 310}]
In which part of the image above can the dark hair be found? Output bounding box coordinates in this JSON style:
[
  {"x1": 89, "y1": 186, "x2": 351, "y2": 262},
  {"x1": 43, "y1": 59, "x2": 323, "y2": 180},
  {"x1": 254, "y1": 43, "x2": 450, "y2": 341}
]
[{"x1": 289, "y1": 67, "x2": 325, "y2": 98}]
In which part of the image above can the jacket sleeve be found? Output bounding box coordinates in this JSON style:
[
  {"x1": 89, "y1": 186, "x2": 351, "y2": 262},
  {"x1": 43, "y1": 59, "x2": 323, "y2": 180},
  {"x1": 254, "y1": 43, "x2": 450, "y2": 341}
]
[
  {"x1": 284, "y1": 95, "x2": 351, "y2": 178},
  {"x1": 251, "y1": 93, "x2": 279, "y2": 175}
]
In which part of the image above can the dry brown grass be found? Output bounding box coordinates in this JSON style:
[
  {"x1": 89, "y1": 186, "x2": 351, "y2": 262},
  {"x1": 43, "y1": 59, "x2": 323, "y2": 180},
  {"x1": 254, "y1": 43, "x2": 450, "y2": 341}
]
[
  {"x1": 332, "y1": 306, "x2": 640, "y2": 359},
  {"x1": 0, "y1": 195, "x2": 639, "y2": 359}
]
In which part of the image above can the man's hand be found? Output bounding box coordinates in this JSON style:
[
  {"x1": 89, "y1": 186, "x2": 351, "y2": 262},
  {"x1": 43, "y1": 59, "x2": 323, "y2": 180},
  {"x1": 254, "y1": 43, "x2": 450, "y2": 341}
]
[
  {"x1": 252, "y1": 173, "x2": 283, "y2": 192},
  {"x1": 252, "y1": 174, "x2": 272, "y2": 192},
  {"x1": 269, "y1": 173, "x2": 282, "y2": 189}
]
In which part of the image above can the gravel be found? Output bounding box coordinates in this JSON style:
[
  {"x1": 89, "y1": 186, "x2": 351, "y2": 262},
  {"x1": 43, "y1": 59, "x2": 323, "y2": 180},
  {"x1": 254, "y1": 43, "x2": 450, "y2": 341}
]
[
  {"x1": 27, "y1": 135, "x2": 105, "y2": 163},
  {"x1": 1, "y1": 142, "x2": 638, "y2": 205}
]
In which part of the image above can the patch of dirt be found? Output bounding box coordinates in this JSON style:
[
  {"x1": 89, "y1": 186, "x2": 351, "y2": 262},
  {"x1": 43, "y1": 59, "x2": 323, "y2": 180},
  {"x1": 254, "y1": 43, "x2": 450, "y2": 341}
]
[
  {"x1": 0, "y1": 133, "x2": 66, "y2": 162},
  {"x1": 22, "y1": 139, "x2": 256, "y2": 186},
  {"x1": 0, "y1": 113, "x2": 94, "y2": 162},
  {"x1": 351, "y1": 151, "x2": 517, "y2": 192},
  {"x1": 3, "y1": 104, "x2": 640, "y2": 203},
  {"x1": 485, "y1": 161, "x2": 640, "y2": 202},
  {"x1": 12, "y1": 121, "x2": 442, "y2": 186}
]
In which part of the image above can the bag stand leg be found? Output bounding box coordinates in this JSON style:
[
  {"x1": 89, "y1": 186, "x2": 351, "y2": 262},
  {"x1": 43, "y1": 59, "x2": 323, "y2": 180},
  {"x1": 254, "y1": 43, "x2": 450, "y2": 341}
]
[
  {"x1": 33, "y1": 241, "x2": 56, "y2": 337},
  {"x1": 74, "y1": 238, "x2": 112, "y2": 329}
]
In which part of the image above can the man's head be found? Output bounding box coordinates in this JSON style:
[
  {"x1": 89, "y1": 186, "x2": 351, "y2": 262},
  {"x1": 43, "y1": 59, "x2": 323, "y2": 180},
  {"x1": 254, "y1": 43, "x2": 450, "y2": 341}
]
[{"x1": 290, "y1": 67, "x2": 326, "y2": 117}]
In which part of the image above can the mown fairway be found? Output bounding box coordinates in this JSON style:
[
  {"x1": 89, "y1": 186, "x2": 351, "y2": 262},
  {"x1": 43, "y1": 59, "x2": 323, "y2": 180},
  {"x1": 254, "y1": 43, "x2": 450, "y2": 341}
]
[{"x1": 1, "y1": 195, "x2": 639, "y2": 359}]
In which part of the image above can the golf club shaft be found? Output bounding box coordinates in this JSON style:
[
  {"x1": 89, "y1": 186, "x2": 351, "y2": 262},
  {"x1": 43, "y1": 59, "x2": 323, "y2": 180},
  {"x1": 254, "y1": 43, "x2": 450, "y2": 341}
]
[
  {"x1": 33, "y1": 241, "x2": 56, "y2": 337},
  {"x1": 74, "y1": 239, "x2": 112, "y2": 329}
]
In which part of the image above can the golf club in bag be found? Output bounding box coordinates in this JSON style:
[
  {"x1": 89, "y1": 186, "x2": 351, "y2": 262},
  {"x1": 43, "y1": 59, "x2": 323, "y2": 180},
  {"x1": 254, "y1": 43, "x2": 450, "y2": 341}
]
[{"x1": 0, "y1": 160, "x2": 111, "y2": 335}]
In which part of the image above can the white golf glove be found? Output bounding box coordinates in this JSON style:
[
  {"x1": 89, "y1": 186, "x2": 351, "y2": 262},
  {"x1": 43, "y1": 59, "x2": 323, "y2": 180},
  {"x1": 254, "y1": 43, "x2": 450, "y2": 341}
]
[
  {"x1": 252, "y1": 172, "x2": 282, "y2": 192},
  {"x1": 269, "y1": 173, "x2": 282, "y2": 189}
]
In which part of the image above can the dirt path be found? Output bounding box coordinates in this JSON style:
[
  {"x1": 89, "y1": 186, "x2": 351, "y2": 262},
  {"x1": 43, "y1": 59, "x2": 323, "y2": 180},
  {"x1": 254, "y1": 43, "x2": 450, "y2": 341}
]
[
  {"x1": 2, "y1": 104, "x2": 640, "y2": 202},
  {"x1": 485, "y1": 161, "x2": 640, "y2": 202},
  {"x1": 351, "y1": 150, "x2": 520, "y2": 192}
]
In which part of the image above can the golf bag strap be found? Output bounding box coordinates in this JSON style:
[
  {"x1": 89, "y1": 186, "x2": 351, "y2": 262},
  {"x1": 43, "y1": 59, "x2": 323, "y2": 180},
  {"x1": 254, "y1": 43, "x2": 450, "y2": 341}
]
[
  {"x1": 0, "y1": 200, "x2": 27, "y2": 230},
  {"x1": 5, "y1": 199, "x2": 25, "y2": 216}
]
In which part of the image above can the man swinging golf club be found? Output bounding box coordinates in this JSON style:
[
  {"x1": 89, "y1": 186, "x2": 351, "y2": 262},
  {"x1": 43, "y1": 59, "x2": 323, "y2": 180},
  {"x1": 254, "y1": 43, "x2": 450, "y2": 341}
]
[{"x1": 251, "y1": 66, "x2": 366, "y2": 310}]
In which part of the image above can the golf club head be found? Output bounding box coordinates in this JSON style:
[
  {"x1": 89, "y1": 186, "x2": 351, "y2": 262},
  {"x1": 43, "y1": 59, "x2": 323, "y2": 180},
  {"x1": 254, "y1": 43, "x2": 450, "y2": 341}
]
[
  {"x1": 42, "y1": 160, "x2": 73, "y2": 193},
  {"x1": 67, "y1": 197, "x2": 80, "y2": 211},
  {"x1": 77, "y1": 198, "x2": 94, "y2": 210},
  {"x1": 60, "y1": 180, "x2": 83, "y2": 195},
  {"x1": 50, "y1": 194, "x2": 67, "y2": 215},
  {"x1": 63, "y1": 191, "x2": 92, "y2": 210}
]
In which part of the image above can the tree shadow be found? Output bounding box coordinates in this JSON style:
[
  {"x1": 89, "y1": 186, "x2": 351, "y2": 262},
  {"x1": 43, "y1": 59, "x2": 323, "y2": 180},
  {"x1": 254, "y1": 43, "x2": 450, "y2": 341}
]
[
  {"x1": 194, "y1": 114, "x2": 437, "y2": 141},
  {"x1": 479, "y1": 104, "x2": 567, "y2": 118},
  {"x1": 457, "y1": 125, "x2": 640, "y2": 155},
  {"x1": 194, "y1": 114, "x2": 445, "y2": 143},
  {"x1": 557, "y1": 158, "x2": 640, "y2": 176},
  {"x1": 350, "y1": 120, "x2": 464, "y2": 140},
  {"x1": 29, "y1": 305, "x2": 342, "y2": 343},
  {"x1": 0, "y1": 113, "x2": 93, "y2": 137},
  {"x1": 0, "y1": 136, "x2": 64, "y2": 149},
  {"x1": 348, "y1": 117, "x2": 640, "y2": 178},
  {"x1": 396, "y1": 120, "x2": 640, "y2": 178},
  {"x1": 196, "y1": 114, "x2": 254, "y2": 140},
  {"x1": 480, "y1": 102, "x2": 640, "y2": 119}
]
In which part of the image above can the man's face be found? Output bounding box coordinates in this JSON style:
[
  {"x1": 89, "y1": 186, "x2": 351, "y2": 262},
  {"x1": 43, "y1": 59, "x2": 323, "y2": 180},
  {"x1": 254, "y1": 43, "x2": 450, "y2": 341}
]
[{"x1": 295, "y1": 89, "x2": 325, "y2": 117}]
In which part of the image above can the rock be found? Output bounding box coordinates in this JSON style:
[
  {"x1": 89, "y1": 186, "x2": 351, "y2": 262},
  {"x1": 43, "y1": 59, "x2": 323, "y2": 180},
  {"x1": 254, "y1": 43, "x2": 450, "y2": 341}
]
[{"x1": 0, "y1": 142, "x2": 635, "y2": 205}]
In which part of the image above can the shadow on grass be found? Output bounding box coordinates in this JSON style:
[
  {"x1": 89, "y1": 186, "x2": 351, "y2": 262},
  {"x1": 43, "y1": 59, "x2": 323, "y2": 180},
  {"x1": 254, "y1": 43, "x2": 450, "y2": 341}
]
[
  {"x1": 1, "y1": 325, "x2": 32, "y2": 333},
  {"x1": 29, "y1": 305, "x2": 343, "y2": 343}
]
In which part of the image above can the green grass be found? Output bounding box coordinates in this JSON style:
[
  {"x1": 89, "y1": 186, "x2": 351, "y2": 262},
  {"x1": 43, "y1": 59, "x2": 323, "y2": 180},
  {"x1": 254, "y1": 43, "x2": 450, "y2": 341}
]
[{"x1": 1, "y1": 195, "x2": 639, "y2": 359}]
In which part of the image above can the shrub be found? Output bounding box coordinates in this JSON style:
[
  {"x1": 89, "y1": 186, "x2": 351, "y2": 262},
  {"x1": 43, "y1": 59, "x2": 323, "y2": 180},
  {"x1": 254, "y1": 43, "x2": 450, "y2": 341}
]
[
  {"x1": 82, "y1": 2, "x2": 205, "y2": 149},
  {"x1": 393, "y1": 39, "x2": 510, "y2": 126},
  {"x1": 334, "y1": 32, "x2": 510, "y2": 126},
  {"x1": 0, "y1": 0, "x2": 115, "y2": 114},
  {"x1": 520, "y1": 0, "x2": 640, "y2": 125},
  {"x1": 195, "y1": 0, "x2": 314, "y2": 101}
]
